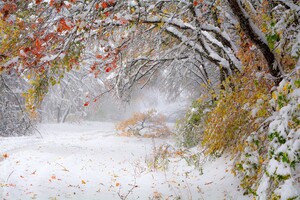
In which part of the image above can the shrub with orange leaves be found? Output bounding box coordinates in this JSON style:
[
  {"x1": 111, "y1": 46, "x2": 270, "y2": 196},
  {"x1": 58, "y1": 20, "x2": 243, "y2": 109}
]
[{"x1": 115, "y1": 109, "x2": 171, "y2": 138}]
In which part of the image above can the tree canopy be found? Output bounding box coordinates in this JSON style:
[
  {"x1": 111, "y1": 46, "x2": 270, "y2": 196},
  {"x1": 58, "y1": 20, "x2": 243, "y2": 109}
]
[
  {"x1": 0, "y1": 1, "x2": 299, "y2": 199},
  {"x1": 1, "y1": 0, "x2": 298, "y2": 112}
]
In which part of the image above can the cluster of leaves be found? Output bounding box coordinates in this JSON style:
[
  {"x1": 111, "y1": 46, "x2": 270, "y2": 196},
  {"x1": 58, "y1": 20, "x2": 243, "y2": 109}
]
[
  {"x1": 236, "y1": 78, "x2": 300, "y2": 199},
  {"x1": 0, "y1": 0, "x2": 244, "y2": 113},
  {"x1": 202, "y1": 66, "x2": 273, "y2": 156},
  {"x1": 260, "y1": 78, "x2": 300, "y2": 199},
  {"x1": 175, "y1": 99, "x2": 213, "y2": 148},
  {"x1": 258, "y1": 1, "x2": 299, "y2": 71},
  {"x1": 115, "y1": 109, "x2": 171, "y2": 138},
  {"x1": 0, "y1": 1, "x2": 84, "y2": 116},
  {"x1": 171, "y1": 5, "x2": 299, "y2": 195},
  {"x1": 234, "y1": 131, "x2": 268, "y2": 196}
]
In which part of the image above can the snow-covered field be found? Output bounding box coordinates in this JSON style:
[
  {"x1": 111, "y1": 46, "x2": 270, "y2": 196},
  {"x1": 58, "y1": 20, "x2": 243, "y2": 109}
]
[{"x1": 0, "y1": 122, "x2": 250, "y2": 200}]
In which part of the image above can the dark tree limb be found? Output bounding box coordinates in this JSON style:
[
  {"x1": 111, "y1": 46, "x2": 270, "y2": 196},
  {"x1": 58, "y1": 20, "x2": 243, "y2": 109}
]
[{"x1": 227, "y1": 0, "x2": 282, "y2": 84}]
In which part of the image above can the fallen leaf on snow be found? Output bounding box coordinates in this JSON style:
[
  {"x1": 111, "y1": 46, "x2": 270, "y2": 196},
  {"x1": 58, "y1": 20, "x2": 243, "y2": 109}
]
[{"x1": 2, "y1": 153, "x2": 8, "y2": 159}]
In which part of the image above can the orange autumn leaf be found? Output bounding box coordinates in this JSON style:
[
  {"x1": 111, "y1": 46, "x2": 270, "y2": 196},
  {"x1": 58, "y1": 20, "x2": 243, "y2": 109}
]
[
  {"x1": 96, "y1": 54, "x2": 103, "y2": 59},
  {"x1": 2, "y1": 153, "x2": 8, "y2": 158},
  {"x1": 58, "y1": 18, "x2": 72, "y2": 33},
  {"x1": 102, "y1": 2, "x2": 108, "y2": 9},
  {"x1": 51, "y1": 175, "x2": 56, "y2": 180},
  {"x1": 82, "y1": 180, "x2": 86, "y2": 184},
  {"x1": 35, "y1": 39, "x2": 42, "y2": 48},
  {"x1": 116, "y1": 182, "x2": 120, "y2": 187}
]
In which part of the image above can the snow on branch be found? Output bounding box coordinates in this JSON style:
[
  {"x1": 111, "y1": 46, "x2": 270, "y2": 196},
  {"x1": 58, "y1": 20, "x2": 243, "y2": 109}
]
[{"x1": 165, "y1": 26, "x2": 230, "y2": 70}]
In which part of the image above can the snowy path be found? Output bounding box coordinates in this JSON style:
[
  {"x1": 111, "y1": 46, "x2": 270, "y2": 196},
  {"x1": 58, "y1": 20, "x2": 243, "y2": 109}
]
[{"x1": 0, "y1": 122, "x2": 250, "y2": 200}]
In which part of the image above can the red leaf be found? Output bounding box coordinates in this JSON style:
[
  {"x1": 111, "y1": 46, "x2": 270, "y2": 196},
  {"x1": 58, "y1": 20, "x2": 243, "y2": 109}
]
[
  {"x1": 24, "y1": 47, "x2": 31, "y2": 53},
  {"x1": 58, "y1": 18, "x2": 72, "y2": 32},
  {"x1": 84, "y1": 102, "x2": 89, "y2": 107},
  {"x1": 105, "y1": 67, "x2": 112, "y2": 73},
  {"x1": 36, "y1": 0, "x2": 42, "y2": 4},
  {"x1": 101, "y1": 2, "x2": 108, "y2": 9},
  {"x1": 90, "y1": 63, "x2": 97, "y2": 72},
  {"x1": 193, "y1": 1, "x2": 199, "y2": 6},
  {"x1": 95, "y1": 3, "x2": 99, "y2": 9}
]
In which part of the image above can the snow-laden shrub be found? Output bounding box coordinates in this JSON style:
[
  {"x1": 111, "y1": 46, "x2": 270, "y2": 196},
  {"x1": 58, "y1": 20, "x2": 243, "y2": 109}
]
[
  {"x1": 235, "y1": 131, "x2": 268, "y2": 196},
  {"x1": 236, "y1": 78, "x2": 300, "y2": 199},
  {"x1": 174, "y1": 99, "x2": 212, "y2": 148},
  {"x1": 257, "y1": 79, "x2": 300, "y2": 200},
  {"x1": 115, "y1": 109, "x2": 171, "y2": 138}
]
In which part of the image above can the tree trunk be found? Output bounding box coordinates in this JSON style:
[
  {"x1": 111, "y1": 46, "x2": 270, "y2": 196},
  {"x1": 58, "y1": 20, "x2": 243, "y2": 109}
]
[{"x1": 227, "y1": 0, "x2": 282, "y2": 85}]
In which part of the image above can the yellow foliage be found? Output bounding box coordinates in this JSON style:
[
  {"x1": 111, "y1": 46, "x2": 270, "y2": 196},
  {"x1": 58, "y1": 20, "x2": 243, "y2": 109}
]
[
  {"x1": 0, "y1": 19, "x2": 26, "y2": 66},
  {"x1": 202, "y1": 56, "x2": 273, "y2": 155},
  {"x1": 116, "y1": 109, "x2": 171, "y2": 138}
]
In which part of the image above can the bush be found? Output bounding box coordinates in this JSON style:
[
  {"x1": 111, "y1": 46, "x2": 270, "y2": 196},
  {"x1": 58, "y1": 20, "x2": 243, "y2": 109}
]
[
  {"x1": 146, "y1": 143, "x2": 173, "y2": 171},
  {"x1": 175, "y1": 99, "x2": 212, "y2": 148},
  {"x1": 115, "y1": 109, "x2": 171, "y2": 138},
  {"x1": 236, "y1": 78, "x2": 300, "y2": 199},
  {"x1": 202, "y1": 67, "x2": 273, "y2": 155}
]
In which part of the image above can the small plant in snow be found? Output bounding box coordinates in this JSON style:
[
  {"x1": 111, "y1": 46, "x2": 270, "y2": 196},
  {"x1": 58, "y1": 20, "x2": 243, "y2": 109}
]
[{"x1": 146, "y1": 142, "x2": 173, "y2": 172}]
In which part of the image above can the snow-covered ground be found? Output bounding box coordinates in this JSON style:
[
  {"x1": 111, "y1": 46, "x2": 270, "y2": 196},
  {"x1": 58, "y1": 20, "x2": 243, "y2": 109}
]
[{"x1": 0, "y1": 122, "x2": 250, "y2": 200}]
